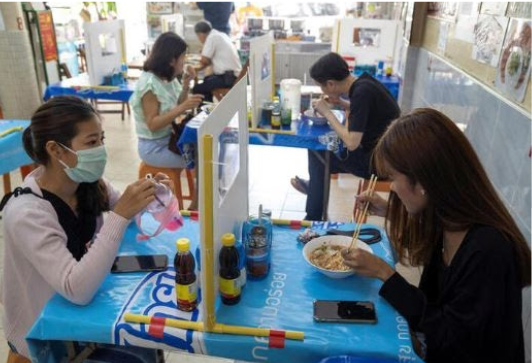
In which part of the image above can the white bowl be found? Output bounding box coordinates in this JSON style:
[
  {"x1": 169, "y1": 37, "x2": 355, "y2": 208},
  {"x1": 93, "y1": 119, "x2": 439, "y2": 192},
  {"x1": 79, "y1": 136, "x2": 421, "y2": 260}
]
[
  {"x1": 303, "y1": 109, "x2": 328, "y2": 126},
  {"x1": 303, "y1": 235, "x2": 373, "y2": 279}
]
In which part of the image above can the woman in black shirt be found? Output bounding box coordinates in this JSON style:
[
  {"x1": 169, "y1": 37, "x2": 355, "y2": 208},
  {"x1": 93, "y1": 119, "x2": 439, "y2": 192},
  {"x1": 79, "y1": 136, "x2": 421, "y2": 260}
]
[{"x1": 342, "y1": 108, "x2": 530, "y2": 363}]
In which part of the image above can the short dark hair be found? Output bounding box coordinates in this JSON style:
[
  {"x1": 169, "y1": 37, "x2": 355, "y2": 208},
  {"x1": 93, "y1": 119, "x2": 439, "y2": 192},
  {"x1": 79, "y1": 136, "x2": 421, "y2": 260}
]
[
  {"x1": 143, "y1": 32, "x2": 187, "y2": 81},
  {"x1": 309, "y1": 52, "x2": 350, "y2": 84},
  {"x1": 195, "y1": 20, "x2": 212, "y2": 34}
]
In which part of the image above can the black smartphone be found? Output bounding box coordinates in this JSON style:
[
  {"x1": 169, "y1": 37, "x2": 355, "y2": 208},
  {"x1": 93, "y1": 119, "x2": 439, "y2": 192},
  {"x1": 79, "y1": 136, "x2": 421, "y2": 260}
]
[
  {"x1": 111, "y1": 255, "x2": 168, "y2": 273},
  {"x1": 313, "y1": 300, "x2": 377, "y2": 324}
]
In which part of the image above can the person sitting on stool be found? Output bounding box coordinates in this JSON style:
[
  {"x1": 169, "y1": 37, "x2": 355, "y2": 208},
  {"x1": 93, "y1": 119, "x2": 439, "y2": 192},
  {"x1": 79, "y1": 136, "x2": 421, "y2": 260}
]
[
  {"x1": 291, "y1": 52, "x2": 400, "y2": 221},
  {"x1": 193, "y1": 20, "x2": 242, "y2": 102}
]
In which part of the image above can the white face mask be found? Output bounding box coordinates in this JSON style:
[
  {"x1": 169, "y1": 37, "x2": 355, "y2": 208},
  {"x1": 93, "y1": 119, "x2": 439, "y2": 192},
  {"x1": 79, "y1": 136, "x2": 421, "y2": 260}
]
[{"x1": 57, "y1": 143, "x2": 107, "y2": 183}]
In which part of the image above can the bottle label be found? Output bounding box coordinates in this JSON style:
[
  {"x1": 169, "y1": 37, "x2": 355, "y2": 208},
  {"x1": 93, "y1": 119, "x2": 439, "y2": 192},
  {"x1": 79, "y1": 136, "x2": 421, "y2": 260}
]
[
  {"x1": 176, "y1": 282, "x2": 198, "y2": 303},
  {"x1": 219, "y1": 277, "x2": 241, "y2": 297}
]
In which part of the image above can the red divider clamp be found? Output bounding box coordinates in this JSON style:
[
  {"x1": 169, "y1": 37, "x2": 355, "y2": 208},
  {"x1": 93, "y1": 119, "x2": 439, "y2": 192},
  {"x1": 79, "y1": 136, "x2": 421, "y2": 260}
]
[
  {"x1": 190, "y1": 211, "x2": 199, "y2": 221},
  {"x1": 268, "y1": 330, "x2": 286, "y2": 348},
  {"x1": 289, "y1": 220, "x2": 302, "y2": 229},
  {"x1": 148, "y1": 316, "x2": 166, "y2": 339}
]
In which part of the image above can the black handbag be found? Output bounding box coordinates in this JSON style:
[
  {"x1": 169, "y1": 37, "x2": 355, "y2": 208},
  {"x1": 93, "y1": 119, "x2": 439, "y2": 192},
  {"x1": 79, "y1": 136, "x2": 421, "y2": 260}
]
[{"x1": 168, "y1": 112, "x2": 195, "y2": 155}]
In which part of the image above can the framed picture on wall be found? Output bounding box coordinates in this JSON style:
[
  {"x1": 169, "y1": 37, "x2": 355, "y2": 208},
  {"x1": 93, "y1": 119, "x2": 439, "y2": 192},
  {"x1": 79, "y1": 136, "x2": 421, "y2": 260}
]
[
  {"x1": 147, "y1": 2, "x2": 174, "y2": 15},
  {"x1": 472, "y1": 15, "x2": 509, "y2": 67},
  {"x1": 495, "y1": 19, "x2": 532, "y2": 102},
  {"x1": 427, "y1": 2, "x2": 458, "y2": 22},
  {"x1": 480, "y1": 2, "x2": 508, "y2": 16},
  {"x1": 506, "y1": 2, "x2": 532, "y2": 19}
]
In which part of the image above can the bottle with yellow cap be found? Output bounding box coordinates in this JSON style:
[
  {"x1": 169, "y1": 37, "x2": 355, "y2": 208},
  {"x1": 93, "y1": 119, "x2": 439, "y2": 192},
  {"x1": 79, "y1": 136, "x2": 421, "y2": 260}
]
[
  {"x1": 174, "y1": 238, "x2": 198, "y2": 311},
  {"x1": 219, "y1": 233, "x2": 241, "y2": 305}
]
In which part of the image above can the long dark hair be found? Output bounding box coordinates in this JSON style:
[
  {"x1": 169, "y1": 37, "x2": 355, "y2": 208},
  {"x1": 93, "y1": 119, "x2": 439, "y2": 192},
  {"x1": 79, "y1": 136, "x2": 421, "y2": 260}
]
[
  {"x1": 373, "y1": 108, "x2": 531, "y2": 287},
  {"x1": 143, "y1": 32, "x2": 187, "y2": 81},
  {"x1": 23, "y1": 96, "x2": 109, "y2": 216}
]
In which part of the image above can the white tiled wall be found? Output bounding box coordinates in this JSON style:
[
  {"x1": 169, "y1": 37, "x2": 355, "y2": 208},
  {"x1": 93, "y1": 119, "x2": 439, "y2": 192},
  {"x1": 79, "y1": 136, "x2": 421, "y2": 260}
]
[{"x1": 401, "y1": 46, "x2": 531, "y2": 244}]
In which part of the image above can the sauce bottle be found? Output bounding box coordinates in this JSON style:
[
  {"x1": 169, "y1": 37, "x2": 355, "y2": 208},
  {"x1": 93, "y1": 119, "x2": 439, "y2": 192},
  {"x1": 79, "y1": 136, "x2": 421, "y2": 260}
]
[
  {"x1": 174, "y1": 238, "x2": 198, "y2": 311},
  {"x1": 219, "y1": 233, "x2": 241, "y2": 305}
]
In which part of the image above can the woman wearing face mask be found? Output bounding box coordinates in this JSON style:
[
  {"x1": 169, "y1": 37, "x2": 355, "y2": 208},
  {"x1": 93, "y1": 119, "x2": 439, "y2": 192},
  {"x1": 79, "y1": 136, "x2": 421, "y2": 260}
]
[
  {"x1": 342, "y1": 108, "x2": 530, "y2": 363},
  {"x1": 0, "y1": 96, "x2": 160, "y2": 361},
  {"x1": 130, "y1": 32, "x2": 203, "y2": 174}
]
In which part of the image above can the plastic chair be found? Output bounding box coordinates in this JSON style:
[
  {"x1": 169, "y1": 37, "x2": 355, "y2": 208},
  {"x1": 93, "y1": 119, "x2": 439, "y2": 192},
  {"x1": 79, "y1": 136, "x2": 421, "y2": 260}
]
[
  {"x1": 138, "y1": 161, "x2": 195, "y2": 210},
  {"x1": 319, "y1": 356, "x2": 399, "y2": 363}
]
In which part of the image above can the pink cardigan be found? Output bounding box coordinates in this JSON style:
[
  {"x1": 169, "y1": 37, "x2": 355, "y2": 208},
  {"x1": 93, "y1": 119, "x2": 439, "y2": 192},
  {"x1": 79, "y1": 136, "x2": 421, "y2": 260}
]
[{"x1": 1, "y1": 167, "x2": 129, "y2": 357}]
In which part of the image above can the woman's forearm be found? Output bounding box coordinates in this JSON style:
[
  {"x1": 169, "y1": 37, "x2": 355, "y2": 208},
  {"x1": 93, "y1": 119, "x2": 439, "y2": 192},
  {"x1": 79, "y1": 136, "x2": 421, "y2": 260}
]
[{"x1": 146, "y1": 105, "x2": 184, "y2": 132}]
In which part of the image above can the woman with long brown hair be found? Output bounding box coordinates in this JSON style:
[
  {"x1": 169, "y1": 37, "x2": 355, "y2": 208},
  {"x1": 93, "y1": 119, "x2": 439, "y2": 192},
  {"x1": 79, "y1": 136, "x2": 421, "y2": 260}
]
[{"x1": 342, "y1": 108, "x2": 530, "y2": 362}]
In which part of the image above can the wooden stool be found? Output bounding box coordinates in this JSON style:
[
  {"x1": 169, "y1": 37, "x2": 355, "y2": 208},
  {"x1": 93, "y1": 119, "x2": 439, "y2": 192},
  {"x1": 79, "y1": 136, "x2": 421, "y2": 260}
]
[
  {"x1": 362, "y1": 179, "x2": 392, "y2": 193},
  {"x1": 138, "y1": 162, "x2": 195, "y2": 210},
  {"x1": 2, "y1": 164, "x2": 36, "y2": 195}
]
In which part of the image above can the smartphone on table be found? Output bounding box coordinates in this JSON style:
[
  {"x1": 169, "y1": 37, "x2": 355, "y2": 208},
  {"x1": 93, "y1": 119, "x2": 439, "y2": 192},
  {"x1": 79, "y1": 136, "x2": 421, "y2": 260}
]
[
  {"x1": 313, "y1": 300, "x2": 377, "y2": 324},
  {"x1": 111, "y1": 255, "x2": 168, "y2": 273}
]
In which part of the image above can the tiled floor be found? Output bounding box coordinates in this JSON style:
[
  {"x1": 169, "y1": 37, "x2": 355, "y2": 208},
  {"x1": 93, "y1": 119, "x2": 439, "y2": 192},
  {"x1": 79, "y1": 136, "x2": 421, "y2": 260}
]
[{"x1": 0, "y1": 107, "x2": 420, "y2": 362}]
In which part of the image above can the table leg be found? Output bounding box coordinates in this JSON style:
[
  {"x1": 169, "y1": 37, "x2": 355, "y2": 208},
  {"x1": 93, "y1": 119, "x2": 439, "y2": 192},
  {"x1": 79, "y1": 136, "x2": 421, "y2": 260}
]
[
  {"x1": 3, "y1": 173, "x2": 11, "y2": 195},
  {"x1": 322, "y1": 151, "x2": 330, "y2": 221}
]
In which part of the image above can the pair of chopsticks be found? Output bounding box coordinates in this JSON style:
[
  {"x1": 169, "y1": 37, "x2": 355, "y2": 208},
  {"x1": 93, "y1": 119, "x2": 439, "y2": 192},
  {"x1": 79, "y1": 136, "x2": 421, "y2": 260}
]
[{"x1": 349, "y1": 174, "x2": 378, "y2": 251}]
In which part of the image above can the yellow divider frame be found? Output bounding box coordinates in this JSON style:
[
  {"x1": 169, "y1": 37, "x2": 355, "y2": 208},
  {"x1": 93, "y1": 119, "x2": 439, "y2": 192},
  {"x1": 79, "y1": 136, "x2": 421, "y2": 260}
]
[
  {"x1": 271, "y1": 42, "x2": 276, "y2": 100},
  {"x1": 125, "y1": 134, "x2": 304, "y2": 342},
  {"x1": 202, "y1": 134, "x2": 216, "y2": 331}
]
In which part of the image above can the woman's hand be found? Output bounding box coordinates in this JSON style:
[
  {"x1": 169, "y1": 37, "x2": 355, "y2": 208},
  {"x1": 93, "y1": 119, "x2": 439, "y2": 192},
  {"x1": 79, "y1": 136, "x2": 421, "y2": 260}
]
[
  {"x1": 355, "y1": 190, "x2": 388, "y2": 218},
  {"x1": 341, "y1": 248, "x2": 395, "y2": 281},
  {"x1": 152, "y1": 172, "x2": 175, "y2": 193},
  {"x1": 113, "y1": 179, "x2": 156, "y2": 220},
  {"x1": 178, "y1": 94, "x2": 204, "y2": 114}
]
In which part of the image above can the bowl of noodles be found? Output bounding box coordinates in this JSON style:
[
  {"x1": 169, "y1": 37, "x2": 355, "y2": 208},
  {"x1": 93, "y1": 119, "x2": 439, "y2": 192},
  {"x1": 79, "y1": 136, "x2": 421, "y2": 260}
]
[{"x1": 303, "y1": 235, "x2": 374, "y2": 279}]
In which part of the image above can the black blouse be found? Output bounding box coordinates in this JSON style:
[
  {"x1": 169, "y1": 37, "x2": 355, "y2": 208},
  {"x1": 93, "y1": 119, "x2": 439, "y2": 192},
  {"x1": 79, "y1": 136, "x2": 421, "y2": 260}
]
[
  {"x1": 41, "y1": 189, "x2": 96, "y2": 261},
  {"x1": 380, "y1": 225, "x2": 524, "y2": 363}
]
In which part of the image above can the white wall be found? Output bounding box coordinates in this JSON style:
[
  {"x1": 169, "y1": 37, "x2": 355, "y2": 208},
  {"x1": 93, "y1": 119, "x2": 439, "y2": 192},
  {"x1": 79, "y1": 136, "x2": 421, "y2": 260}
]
[{"x1": 116, "y1": 2, "x2": 148, "y2": 62}]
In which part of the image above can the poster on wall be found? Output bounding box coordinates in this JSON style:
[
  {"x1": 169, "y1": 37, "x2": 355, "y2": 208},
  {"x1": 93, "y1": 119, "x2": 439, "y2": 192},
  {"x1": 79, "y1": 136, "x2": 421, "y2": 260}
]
[
  {"x1": 147, "y1": 2, "x2": 174, "y2": 15},
  {"x1": 438, "y1": 22, "x2": 450, "y2": 53},
  {"x1": 495, "y1": 19, "x2": 531, "y2": 102},
  {"x1": 427, "y1": 2, "x2": 458, "y2": 21},
  {"x1": 38, "y1": 11, "x2": 58, "y2": 62},
  {"x1": 455, "y1": 2, "x2": 480, "y2": 43},
  {"x1": 472, "y1": 15, "x2": 509, "y2": 67},
  {"x1": 480, "y1": 2, "x2": 508, "y2": 16},
  {"x1": 506, "y1": 2, "x2": 532, "y2": 19}
]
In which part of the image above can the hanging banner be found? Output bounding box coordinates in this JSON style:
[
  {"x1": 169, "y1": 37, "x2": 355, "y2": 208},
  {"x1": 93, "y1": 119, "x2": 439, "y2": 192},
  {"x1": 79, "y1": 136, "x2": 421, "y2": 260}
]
[{"x1": 37, "y1": 11, "x2": 58, "y2": 62}]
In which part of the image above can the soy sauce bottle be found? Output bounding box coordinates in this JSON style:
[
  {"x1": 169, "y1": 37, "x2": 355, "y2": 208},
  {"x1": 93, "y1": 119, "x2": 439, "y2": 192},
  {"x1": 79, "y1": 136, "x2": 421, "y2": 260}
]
[
  {"x1": 219, "y1": 233, "x2": 241, "y2": 305},
  {"x1": 174, "y1": 238, "x2": 198, "y2": 311}
]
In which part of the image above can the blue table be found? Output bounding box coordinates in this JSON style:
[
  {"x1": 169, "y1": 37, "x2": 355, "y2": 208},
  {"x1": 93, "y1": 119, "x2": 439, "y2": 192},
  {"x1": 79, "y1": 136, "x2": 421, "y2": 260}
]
[
  {"x1": 374, "y1": 75, "x2": 401, "y2": 100},
  {"x1": 27, "y1": 218, "x2": 419, "y2": 363},
  {"x1": 43, "y1": 73, "x2": 135, "y2": 102},
  {"x1": 178, "y1": 110, "x2": 345, "y2": 221},
  {"x1": 0, "y1": 120, "x2": 32, "y2": 176}
]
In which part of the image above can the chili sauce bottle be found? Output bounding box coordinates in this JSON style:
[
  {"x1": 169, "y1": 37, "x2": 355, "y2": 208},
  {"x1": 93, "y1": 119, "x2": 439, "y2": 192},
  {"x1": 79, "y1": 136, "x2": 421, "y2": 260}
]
[
  {"x1": 175, "y1": 238, "x2": 198, "y2": 311},
  {"x1": 219, "y1": 233, "x2": 241, "y2": 305}
]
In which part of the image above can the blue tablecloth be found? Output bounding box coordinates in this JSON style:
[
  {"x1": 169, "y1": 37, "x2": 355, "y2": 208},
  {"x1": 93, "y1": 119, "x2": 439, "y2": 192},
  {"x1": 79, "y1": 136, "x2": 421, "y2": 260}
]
[
  {"x1": 178, "y1": 110, "x2": 345, "y2": 169},
  {"x1": 0, "y1": 120, "x2": 32, "y2": 175},
  {"x1": 43, "y1": 73, "x2": 135, "y2": 102},
  {"x1": 27, "y1": 218, "x2": 419, "y2": 363}
]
